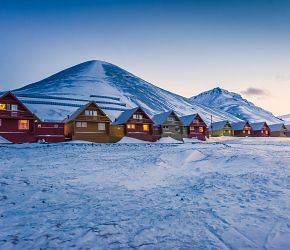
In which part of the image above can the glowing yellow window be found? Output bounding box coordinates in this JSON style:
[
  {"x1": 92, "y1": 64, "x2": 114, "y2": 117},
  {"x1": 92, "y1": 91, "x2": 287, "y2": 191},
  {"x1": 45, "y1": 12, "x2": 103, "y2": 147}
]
[
  {"x1": 127, "y1": 124, "x2": 135, "y2": 129},
  {"x1": 265, "y1": 130, "x2": 268, "y2": 135},
  {"x1": 143, "y1": 124, "x2": 149, "y2": 131},
  {"x1": 243, "y1": 130, "x2": 246, "y2": 134},
  {"x1": 0, "y1": 103, "x2": 6, "y2": 110},
  {"x1": 18, "y1": 120, "x2": 29, "y2": 130},
  {"x1": 247, "y1": 130, "x2": 251, "y2": 135},
  {"x1": 199, "y1": 127, "x2": 204, "y2": 133}
]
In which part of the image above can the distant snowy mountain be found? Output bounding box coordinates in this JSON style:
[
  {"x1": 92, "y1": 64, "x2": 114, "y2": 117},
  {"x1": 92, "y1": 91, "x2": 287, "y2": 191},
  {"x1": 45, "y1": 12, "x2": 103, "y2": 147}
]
[
  {"x1": 279, "y1": 114, "x2": 290, "y2": 125},
  {"x1": 11, "y1": 60, "x2": 241, "y2": 124},
  {"x1": 189, "y1": 87, "x2": 282, "y2": 124}
]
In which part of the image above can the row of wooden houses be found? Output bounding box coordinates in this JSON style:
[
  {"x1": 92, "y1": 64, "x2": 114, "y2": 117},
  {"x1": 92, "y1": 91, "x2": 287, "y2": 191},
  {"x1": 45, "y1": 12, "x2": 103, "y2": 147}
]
[{"x1": 0, "y1": 91, "x2": 289, "y2": 144}]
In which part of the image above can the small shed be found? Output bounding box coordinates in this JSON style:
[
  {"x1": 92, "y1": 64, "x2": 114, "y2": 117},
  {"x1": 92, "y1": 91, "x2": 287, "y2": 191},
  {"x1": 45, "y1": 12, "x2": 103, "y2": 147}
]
[
  {"x1": 231, "y1": 121, "x2": 253, "y2": 137},
  {"x1": 152, "y1": 111, "x2": 184, "y2": 141},
  {"x1": 251, "y1": 122, "x2": 270, "y2": 137},
  {"x1": 114, "y1": 107, "x2": 156, "y2": 141},
  {"x1": 180, "y1": 113, "x2": 208, "y2": 141},
  {"x1": 268, "y1": 123, "x2": 288, "y2": 137},
  {"x1": 209, "y1": 120, "x2": 234, "y2": 137}
]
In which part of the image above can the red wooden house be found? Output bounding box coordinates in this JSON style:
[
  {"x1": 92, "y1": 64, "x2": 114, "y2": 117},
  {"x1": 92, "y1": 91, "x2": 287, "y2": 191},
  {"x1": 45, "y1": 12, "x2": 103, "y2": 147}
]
[
  {"x1": 0, "y1": 91, "x2": 65, "y2": 143},
  {"x1": 251, "y1": 122, "x2": 270, "y2": 137},
  {"x1": 114, "y1": 107, "x2": 157, "y2": 141},
  {"x1": 180, "y1": 113, "x2": 209, "y2": 141}
]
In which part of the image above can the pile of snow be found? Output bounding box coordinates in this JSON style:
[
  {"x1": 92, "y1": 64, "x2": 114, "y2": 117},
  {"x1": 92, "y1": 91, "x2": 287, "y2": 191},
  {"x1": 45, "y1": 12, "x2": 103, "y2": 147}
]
[
  {"x1": 64, "y1": 140, "x2": 96, "y2": 144},
  {"x1": 117, "y1": 137, "x2": 150, "y2": 144},
  {"x1": 155, "y1": 137, "x2": 183, "y2": 144},
  {"x1": 0, "y1": 136, "x2": 11, "y2": 144}
]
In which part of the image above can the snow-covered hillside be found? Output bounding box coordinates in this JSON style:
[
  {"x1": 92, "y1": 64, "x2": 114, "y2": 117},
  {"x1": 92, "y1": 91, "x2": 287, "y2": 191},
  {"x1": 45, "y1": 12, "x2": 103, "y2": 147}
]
[
  {"x1": 190, "y1": 87, "x2": 282, "y2": 124},
  {"x1": 11, "y1": 60, "x2": 241, "y2": 124},
  {"x1": 279, "y1": 114, "x2": 290, "y2": 125},
  {"x1": 0, "y1": 138, "x2": 289, "y2": 248}
]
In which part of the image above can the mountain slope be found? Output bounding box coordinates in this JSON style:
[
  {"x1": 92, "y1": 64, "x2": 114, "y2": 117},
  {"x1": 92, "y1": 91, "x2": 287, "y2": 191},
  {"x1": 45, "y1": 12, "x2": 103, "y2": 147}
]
[
  {"x1": 12, "y1": 60, "x2": 241, "y2": 124},
  {"x1": 278, "y1": 114, "x2": 290, "y2": 125},
  {"x1": 189, "y1": 87, "x2": 282, "y2": 124}
]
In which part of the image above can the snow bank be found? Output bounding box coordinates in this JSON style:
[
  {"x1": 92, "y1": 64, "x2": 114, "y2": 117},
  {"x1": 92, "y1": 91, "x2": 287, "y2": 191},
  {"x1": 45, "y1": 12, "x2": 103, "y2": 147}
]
[
  {"x1": 155, "y1": 137, "x2": 183, "y2": 144},
  {"x1": 0, "y1": 136, "x2": 11, "y2": 144},
  {"x1": 117, "y1": 137, "x2": 151, "y2": 144}
]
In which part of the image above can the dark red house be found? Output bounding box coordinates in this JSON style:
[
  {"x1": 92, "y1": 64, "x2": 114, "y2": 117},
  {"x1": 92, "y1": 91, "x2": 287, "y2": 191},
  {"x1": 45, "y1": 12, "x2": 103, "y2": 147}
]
[
  {"x1": 231, "y1": 121, "x2": 253, "y2": 137},
  {"x1": 180, "y1": 113, "x2": 209, "y2": 141},
  {"x1": 0, "y1": 91, "x2": 65, "y2": 143},
  {"x1": 114, "y1": 107, "x2": 157, "y2": 141},
  {"x1": 251, "y1": 122, "x2": 270, "y2": 137}
]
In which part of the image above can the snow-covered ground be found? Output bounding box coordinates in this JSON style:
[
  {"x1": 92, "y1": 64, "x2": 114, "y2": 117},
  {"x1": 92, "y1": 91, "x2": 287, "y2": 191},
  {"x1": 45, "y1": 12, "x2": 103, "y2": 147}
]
[{"x1": 0, "y1": 138, "x2": 289, "y2": 249}]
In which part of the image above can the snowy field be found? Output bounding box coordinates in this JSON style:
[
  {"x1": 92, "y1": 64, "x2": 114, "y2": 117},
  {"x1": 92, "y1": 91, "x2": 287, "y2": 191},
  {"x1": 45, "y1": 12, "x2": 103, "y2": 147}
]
[{"x1": 0, "y1": 138, "x2": 290, "y2": 249}]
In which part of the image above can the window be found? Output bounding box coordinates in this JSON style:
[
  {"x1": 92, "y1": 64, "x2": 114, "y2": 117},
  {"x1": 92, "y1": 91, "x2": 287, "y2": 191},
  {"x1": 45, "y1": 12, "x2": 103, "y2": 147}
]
[
  {"x1": 18, "y1": 120, "x2": 29, "y2": 130},
  {"x1": 143, "y1": 124, "x2": 149, "y2": 131},
  {"x1": 190, "y1": 126, "x2": 195, "y2": 131},
  {"x1": 243, "y1": 130, "x2": 246, "y2": 134},
  {"x1": 6, "y1": 104, "x2": 11, "y2": 110},
  {"x1": 247, "y1": 130, "x2": 251, "y2": 135},
  {"x1": 98, "y1": 123, "x2": 106, "y2": 131},
  {"x1": 265, "y1": 130, "x2": 269, "y2": 135},
  {"x1": 133, "y1": 114, "x2": 143, "y2": 120},
  {"x1": 0, "y1": 103, "x2": 6, "y2": 110},
  {"x1": 175, "y1": 126, "x2": 180, "y2": 132},
  {"x1": 167, "y1": 117, "x2": 174, "y2": 122},
  {"x1": 76, "y1": 122, "x2": 87, "y2": 128},
  {"x1": 163, "y1": 125, "x2": 169, "y2": 129},
  {"x1": 54, "y1": 124, "x2": 59, "y2": 128},
  {"x1": 38, "y1": 124, "x2": 42, "y2": 128},
  {"x1": 199, "y1": 127, "x2": 204, "y2": 133},
  {"x1": 127, "y1": 124, "x2": 135, "y2": 129},
  {"x1": 0, "y1": 119, "x2": 2, "y2": 127},
  {"x1": 11, "y1": 104, "x2": 18, "y2": 111},
  {"x1": 85, "y1": 110, "x2": 97, "y2": 116}
]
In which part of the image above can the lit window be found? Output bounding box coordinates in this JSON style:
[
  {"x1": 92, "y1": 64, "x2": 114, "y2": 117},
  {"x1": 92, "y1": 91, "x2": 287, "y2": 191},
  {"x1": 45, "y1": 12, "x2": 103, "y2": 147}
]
[
  {"x1": 76, "y1": 122, "x2": 87, "y2": 128},
  {"x1": 0, "y1": 103, "x2": 6, "y2": 110},
  {"x1": 143, "y1": 124, "x2": 149, "y2": 131},
  {"x1": 247, "y1": 130, "x2": 251, "y2": 135},
  {"x1": 18, "y1": 120, "x2": 29, "y2": 130},
  {"x1": 261, "y1": 130, "x2": 264, "y2": 134},
  {"x1": 11, "y1": 104, "x2": 18, "y2": 111},
  {"x1": 98, "y1": 123, "x2": 106, "y2": 130},
  {"x1": 127, "y1": 124, "x2": 135, "y2": 129},
  {"x1": 199, "y1": 127, "x2": 204, "y2": 133},
  {"x1": 38, "y1": 124, "x2": 41, "y2": 128},
  {"x1": 265, "y1": 130, "x2": 268, "y2": 135},
  {"x1": 243, "y1": 130, "x2": 246, "y2": 134}
]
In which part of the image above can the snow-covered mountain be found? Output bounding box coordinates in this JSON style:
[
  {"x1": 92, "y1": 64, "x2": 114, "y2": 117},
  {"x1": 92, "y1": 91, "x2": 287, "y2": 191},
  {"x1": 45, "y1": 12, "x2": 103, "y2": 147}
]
[
  {"x1": 11, "y1": 60, "x2": 241, "y2": 124},
  {"x1": 189, "y1": 87, "x2": 282, "y2": 124},
  {"x1": 279, "y1": 114, "x2": 290, "y2": 125}
]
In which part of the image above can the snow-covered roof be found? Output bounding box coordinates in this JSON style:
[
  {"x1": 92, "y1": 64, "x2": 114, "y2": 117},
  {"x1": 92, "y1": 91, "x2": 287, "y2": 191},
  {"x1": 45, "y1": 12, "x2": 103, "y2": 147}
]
[
  {"x1": 251, "y1": 122, "x2": 267, "y2": 131},
  {"x1": 269, "y1": 123, "x2": 287, "y2": 132},
  {"x1": 231, "y1": 121, "x2": 249, "y2": 130},
  {"x1": 152, "y1": 111, "x2": 175, "y2": 125},
  {"x1": 179, "y1": 114, "x2": 198, "y2": 126},
  {"x1": 114, "y1": 107, "x2": 139, "y2": 125},
  {"x1": 210, "y1": 120, "x2": 231, "y2": 131}
]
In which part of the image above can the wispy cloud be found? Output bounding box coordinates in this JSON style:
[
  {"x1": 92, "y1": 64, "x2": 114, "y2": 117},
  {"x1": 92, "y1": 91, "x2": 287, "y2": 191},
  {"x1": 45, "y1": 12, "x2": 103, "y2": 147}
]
[{"x1": 240, "y1": 87, "x2": 270, "y2": 97}]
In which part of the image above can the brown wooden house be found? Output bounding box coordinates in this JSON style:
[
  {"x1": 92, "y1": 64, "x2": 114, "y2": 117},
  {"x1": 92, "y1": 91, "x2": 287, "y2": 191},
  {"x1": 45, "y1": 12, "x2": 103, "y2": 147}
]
[
  {"x1": 286, "y1": 125, "x2": 290, "y2": 137},
  {"x1": 231, "y1": 121, "x2": 253, "y2": 137},
  {"x1": 268, "y1": 124, "x2": 288, "y2": 137},
  {"x1": 113, "y1": 107, "x2": 156, "y2": 141},
  {"x1": 251, "y1": 122, "x2": 270, "y2": 137},
  {"x1": 180, "y1": 113, "x2": 208, "y2": 141},
  {"x1": 152, "y1": 111, "x2": 184, "y2": 141},
  {"x1": 64, "y1": 101, "x2": 120, "y2": 143}
]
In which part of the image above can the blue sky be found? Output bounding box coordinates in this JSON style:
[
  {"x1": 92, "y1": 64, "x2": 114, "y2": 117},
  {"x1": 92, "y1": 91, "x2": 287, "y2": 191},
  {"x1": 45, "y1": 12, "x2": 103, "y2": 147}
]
[{"x1": 1, "y1": 0, "x2": 290, "y2": 115}]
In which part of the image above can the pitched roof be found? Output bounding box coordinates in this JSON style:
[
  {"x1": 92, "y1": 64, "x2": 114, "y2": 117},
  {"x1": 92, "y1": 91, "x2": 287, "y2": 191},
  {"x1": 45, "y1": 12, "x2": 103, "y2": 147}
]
[
  {"x1": 251, "y1": 122, "x2": 267, "y2": 131},
  {"x1": 231, "y1": 121, "x2": 249, "y2": 130},
  {"x1": 269, "y1": 123, "x2": 287, "y2": 132},
  {"x1": 210, "y1": 120, "x2": 231, "y2": 131},
  {"x1": 0, "y1": 91, "x2": 40, "y2": 121},
  {"x1": 180, "y1": 114, "x2": 198, "y2": 126},
  {"x1": 63, "y1": 101, "x2": 110, "y2": 123},
  {"x1": 152, "y1": 111, "x2": 178, "y2": 125},
  {"x1": 113, "y1": 107, "x2": 139, "y2": 125}
]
